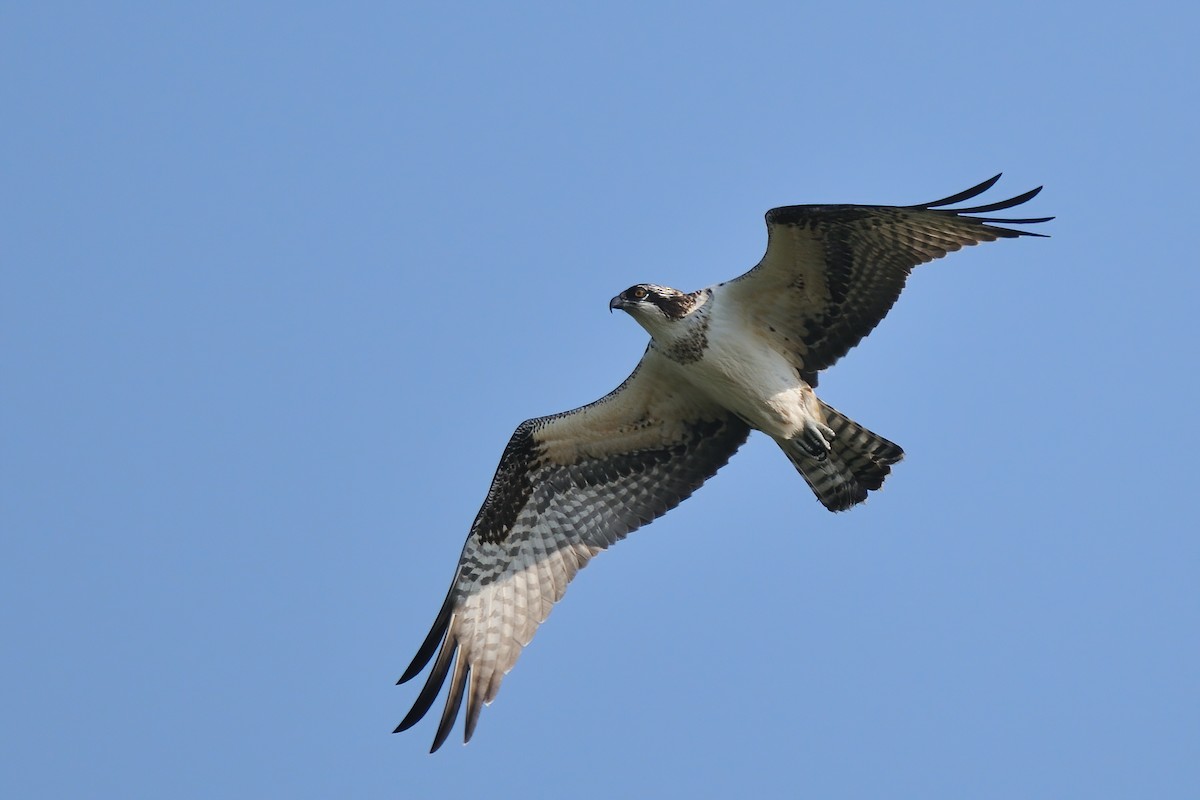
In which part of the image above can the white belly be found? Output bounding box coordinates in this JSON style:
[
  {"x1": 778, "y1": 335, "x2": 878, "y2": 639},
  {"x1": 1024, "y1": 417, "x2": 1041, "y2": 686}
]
[{"x1": 678, "y1": 324, "x2": 816, "y2": 439}]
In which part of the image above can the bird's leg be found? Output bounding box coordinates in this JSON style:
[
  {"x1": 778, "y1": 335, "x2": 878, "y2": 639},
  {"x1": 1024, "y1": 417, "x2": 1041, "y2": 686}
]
[
  {"x1": 791, "y1": 386, "x2": 834, "y2": 459},
  {"x1": 794, "y1": 418, "x2": 835, "y2": 460}
]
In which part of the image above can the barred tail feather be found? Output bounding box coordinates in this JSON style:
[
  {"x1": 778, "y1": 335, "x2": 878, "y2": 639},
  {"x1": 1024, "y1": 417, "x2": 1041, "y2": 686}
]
[{"x1": 778, "y1": 402, "x2": 904, "y2": 512}]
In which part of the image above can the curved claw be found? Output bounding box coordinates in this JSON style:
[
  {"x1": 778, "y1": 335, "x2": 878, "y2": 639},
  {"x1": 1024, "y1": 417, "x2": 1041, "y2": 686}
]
[{"x1": 795, "y1": 420, "x2": 835, "y2": 460}]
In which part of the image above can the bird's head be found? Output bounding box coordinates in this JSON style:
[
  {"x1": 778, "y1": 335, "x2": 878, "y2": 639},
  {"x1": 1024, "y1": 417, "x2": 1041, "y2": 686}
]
[
  {"x1": 610, "y1": 284, "x2": 705, "y2": 338},
  {"x1": 610, "y1": 283, "x2": 694, "y2": 318}
]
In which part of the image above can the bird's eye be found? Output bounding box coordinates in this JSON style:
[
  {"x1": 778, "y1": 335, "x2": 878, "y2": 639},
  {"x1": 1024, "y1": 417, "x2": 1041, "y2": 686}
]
[{"x1": 632, "y1": 287, "x2": 648, "y2": 300}]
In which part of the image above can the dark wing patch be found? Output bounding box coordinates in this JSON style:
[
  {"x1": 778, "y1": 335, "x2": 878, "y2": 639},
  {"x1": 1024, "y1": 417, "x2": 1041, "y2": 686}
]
[
  {"x1": 725, "y1": 175, "x2": 1052, "y2": 374},
  {"x1": 396, "y1": 350, "x2": 749, "y2": 751}
]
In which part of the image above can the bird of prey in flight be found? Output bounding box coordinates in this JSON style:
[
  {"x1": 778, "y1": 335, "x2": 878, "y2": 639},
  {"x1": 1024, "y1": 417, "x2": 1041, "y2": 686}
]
[{"x1": 396, "y1": 174, "x2": 1051, "y2": 751}]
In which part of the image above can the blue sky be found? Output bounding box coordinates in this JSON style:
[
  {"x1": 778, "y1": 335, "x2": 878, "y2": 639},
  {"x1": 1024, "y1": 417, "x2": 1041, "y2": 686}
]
[{"x1": 4, "y1": 2, "x2": 1197, "y2": 797}]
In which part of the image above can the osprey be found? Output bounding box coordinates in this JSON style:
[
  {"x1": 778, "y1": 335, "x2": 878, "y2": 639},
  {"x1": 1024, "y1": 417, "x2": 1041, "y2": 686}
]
[{"x1": 397, "y1": 175, "x2": 1051, "y2": 751}]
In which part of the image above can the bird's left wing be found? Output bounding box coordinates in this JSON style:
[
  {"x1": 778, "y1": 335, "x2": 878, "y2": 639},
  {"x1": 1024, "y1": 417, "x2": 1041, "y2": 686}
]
[
  {"x1": 396, "y1": 348, "x2": 750, "y2": 751},
  {"x1": 722, "y1": 175, "x2": 1052, "y2": 380}
]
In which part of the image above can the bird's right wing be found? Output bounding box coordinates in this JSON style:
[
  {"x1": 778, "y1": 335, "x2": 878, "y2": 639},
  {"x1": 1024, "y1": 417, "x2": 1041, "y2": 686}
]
[{"x1": 396, "y1": 348, "x2": 750, "y2": 751}]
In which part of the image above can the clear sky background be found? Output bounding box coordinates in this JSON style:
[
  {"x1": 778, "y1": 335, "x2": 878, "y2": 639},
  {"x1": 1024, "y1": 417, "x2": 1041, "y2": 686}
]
[{"x1": 4, "y1": 3, "x2": 1197, "y2": 798}]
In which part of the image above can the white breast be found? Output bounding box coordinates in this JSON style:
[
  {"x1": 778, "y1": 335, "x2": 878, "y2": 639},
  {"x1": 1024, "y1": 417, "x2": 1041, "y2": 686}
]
[{"x1": 674, "y1": 293, "x2": 813, "y2": 439}]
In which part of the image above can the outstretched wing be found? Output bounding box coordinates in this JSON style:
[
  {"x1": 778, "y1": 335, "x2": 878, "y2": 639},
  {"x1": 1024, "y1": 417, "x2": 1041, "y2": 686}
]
[
  {"x1": 396, "y1": 348, "x2": 750, "y2": 751},
  {"x1": 723, "y1": 174, "x2": 1052, "y2": 379}
]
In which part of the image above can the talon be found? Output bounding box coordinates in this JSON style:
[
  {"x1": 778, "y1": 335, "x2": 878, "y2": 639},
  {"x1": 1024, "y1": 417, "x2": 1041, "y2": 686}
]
[
  {"x1": 817, "y1": 422, "x2": 835, "y2": 444},
  {"x1": 796, "y1": 420, "x2": 835, "y2": 459}
]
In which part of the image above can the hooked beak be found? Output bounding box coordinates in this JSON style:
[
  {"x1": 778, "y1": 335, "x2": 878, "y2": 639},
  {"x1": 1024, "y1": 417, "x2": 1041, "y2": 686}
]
[{"x1": 609, "y1": 295, "x2": 626, "y2": 313}]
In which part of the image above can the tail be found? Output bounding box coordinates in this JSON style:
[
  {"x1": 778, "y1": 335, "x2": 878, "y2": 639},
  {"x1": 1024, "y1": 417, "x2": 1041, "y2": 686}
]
[{"x1": 777, "y1": 402, "x2": 904, "y2": 512}]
